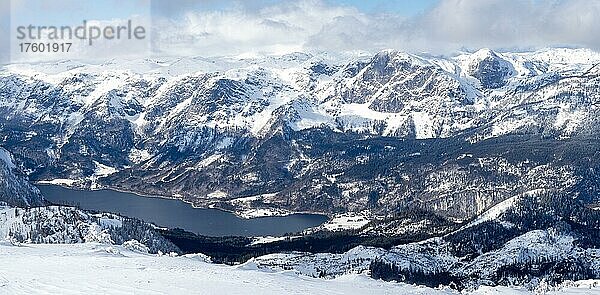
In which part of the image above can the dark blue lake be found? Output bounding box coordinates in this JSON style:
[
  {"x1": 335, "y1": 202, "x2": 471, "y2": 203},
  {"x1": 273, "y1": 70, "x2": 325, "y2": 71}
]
[{"x1": 36, "y1": 184, "x2": 328, "y2": 237}]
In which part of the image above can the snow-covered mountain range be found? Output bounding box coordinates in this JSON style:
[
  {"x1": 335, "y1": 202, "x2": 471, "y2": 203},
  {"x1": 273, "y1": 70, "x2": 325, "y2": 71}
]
[{"x1": 1, "y1": 48, "x2": 598, "y2": 220}]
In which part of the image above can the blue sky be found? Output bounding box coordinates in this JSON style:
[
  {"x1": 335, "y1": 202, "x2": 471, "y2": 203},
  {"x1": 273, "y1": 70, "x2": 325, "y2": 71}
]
[{"x1": 329, "y1": 0, "x2": 439, "y2": 15}]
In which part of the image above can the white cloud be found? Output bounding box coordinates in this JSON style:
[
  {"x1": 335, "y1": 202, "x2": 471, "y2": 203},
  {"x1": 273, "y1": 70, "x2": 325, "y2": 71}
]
[
  {"x1": 152, "y1": 0, "x2": 363, "y2": 56},
  {"x1": 413, "y1": 0, "x2": 600, "y2": 52},
  {"x1": 151, "y1": 0, "x2": 600, "y2": 57}
]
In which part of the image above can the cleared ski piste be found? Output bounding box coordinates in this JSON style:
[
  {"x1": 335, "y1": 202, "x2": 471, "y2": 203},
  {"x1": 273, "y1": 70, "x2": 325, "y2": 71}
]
[{"x1": 1, "y1": 242, "x2": 599, "y2": 295}]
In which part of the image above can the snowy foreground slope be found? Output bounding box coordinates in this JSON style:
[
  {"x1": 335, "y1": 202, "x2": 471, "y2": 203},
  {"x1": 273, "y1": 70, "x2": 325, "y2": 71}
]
[
  {"x1": 0, "y1": 242, "x2": 443, "y2": 295},
  {"x1": 1, "y1": 242, "x2": 599, "y2": 295}
]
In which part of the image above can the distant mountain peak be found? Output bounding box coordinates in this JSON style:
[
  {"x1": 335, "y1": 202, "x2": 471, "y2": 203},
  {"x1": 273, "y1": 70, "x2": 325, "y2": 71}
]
[{"x1": 466, "y1": 48, "x2": 514, "y2": 89}]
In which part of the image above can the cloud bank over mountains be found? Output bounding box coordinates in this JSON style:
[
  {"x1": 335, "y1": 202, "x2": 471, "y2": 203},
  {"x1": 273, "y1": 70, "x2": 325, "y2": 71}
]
[
  {"x1": 150, "y1": 0, "x2": 600, "y2": 56},
  {"x1": 3, "y1": 0, "x2": 600, "y2": 61}
]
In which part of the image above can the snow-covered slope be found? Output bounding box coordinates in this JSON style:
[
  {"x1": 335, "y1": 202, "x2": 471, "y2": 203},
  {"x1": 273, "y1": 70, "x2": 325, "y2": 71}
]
[
  {"x1": 0, "y1": 242, "x2": 598, "y2": 295},
  {"x1": 0, "y1": 205, "x2": 178, "y2": 253},
  {"x1": 0, "y1": 242, "x2": 447, "y2": 295},
  {"x1": 251, "y1": 190, "x2": 600, "y2": 291}
]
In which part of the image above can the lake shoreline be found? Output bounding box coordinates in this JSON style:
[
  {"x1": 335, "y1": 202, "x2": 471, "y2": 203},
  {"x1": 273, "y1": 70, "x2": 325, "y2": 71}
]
[
  {"x1": 35, "y1": 180, "x2": 331, "y2": 220},
  {"x1": 34, "y1": 182, "x2": 330, "y2": 237}
]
